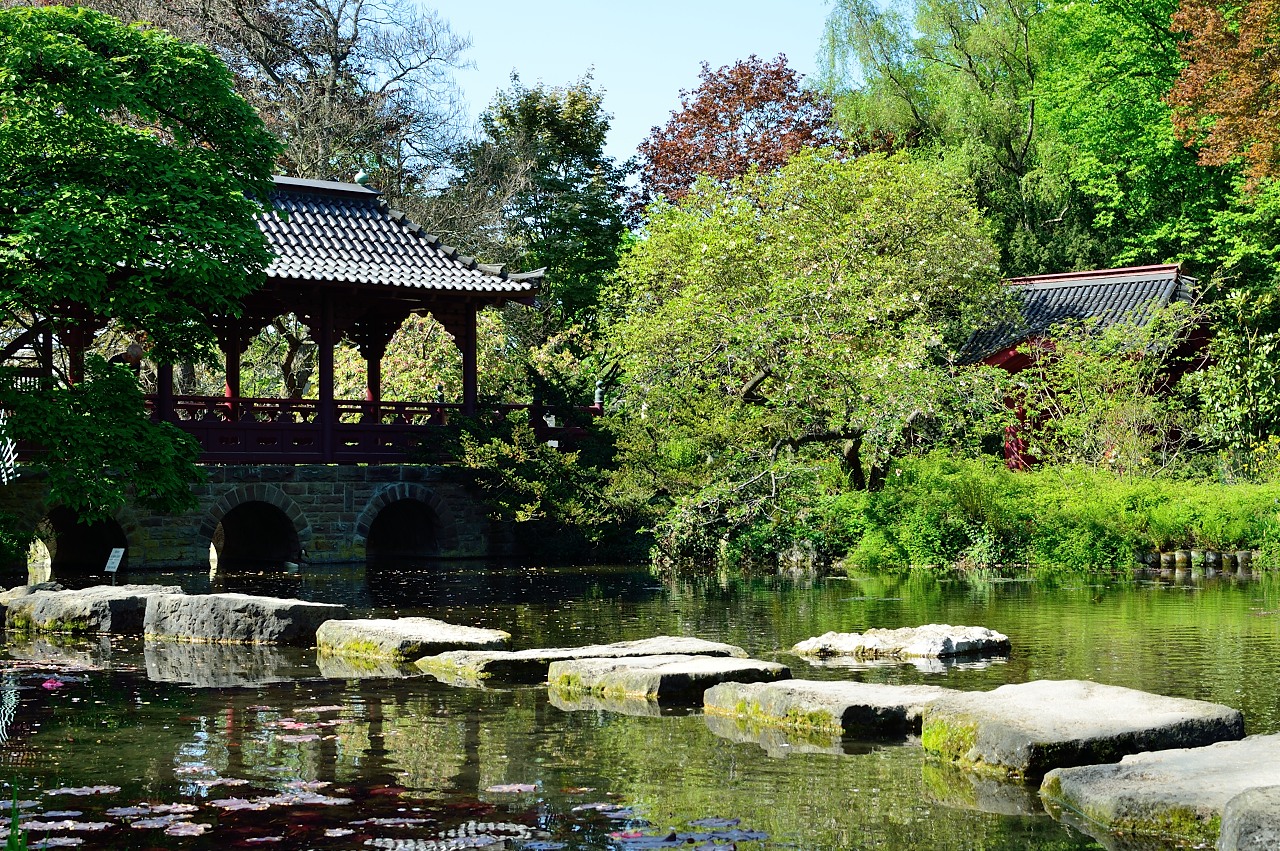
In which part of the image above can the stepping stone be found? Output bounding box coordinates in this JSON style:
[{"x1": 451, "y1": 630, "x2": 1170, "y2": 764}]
[
  {"x1": 547, "y1": 654, "x2": 789, "y2": 703},
  {"x1": 1220, "y1": 785, "x2": 1280, "y2": 851},
  {"x1": 144, "y1": 641, "x2": 309, "y2": 688},
  {"x1": 922, "y1": 679, "x2": 1244, "y2": 779},
  {"x1": 704, "y1": 679, "x2": 955, "y2": 738},
  {"x1": 316, "y1": 617, "x2": 510, "y2": 662},
  {"x1": 921, "y1": 761, "x2": 1044, "y2": 818},
  {"x1": 143, "y1": 593, "x2": 349, "y2": 645},
  {"x1": 315, "y1": 653, "x2": 423, "y2": 680},
  {"x1": 416, "y1": 636, "x2": 747, "y2": 685},
  {"x1": 5, "y1": 585, "x2": 184, "y2": 635},
  {"x1": 793, "y1": 624, "x2": 1010, "y2": 660},
  {"x1": 1041, "y1": 734, "x2": 1280, "y2": 848}
]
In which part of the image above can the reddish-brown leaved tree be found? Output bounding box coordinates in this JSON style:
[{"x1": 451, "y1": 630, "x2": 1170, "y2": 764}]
[
  {"x1": 632, "y1": 54, "x2": 839, "y2": 210},
  {"x1": 1168, "y1": 0, "x2": 1280, "y2": 184}
]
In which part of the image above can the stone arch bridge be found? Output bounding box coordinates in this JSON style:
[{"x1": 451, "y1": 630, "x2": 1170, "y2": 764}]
[{"x1": 0, "y1": 465, "x2": 509, "y2": 582}]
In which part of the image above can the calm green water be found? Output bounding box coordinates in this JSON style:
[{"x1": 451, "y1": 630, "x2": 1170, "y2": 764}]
[{"x1": 2, "y1": 564, "x2": 1278, "y2": 850}]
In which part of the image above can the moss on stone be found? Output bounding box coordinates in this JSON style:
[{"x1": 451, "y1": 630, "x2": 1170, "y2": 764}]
[
  {"x1": 921, "y1": 715, "x2": 979, "y2": 764},
  {"x1": 1087, "y1": 804, "x2": 1220, "y2": 845},
  {"x1": 318, "y1": 638, "x2": 392, "y2": 660}
]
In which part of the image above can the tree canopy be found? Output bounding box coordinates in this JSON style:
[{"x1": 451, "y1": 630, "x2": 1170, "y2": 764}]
[{"x1": 0, "y1": 5, "x2": 280, "y2": 518}]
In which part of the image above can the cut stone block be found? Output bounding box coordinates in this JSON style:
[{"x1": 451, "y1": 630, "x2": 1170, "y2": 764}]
[
  {"x1": 143, "y1": 593, "x2": 349, "y2": 645},
  {"x1": 547, "y1": 654, "x2": 789, "y2": 703},
  {"x1": 6, "y1": 585, "x2": 184, "y2": 635},
  {"x1": 1219, "y1": 785, "x2": 1280, "y2": 851},
  {"x1": 144, "y1": 641, "x2": 311, "y2": 688},
  {"x1": 1040, "y1": 735, "x2": 1280, "y2": 849},
  {"x1": 922, "y1": 679, "x2": 1244, "y2": 779},
  {"x1": 793, "y1": 624, "x2": 1010, "y2": 660},
  {"x1": 704, "y1": 679, "x2": 955, "y2": 738},
  {"x1": 416, "y1": 636, "x2": 747, "y2": 685},
  {"x1": 316, "y1": 617, "x2": 509, "y2": 662}
]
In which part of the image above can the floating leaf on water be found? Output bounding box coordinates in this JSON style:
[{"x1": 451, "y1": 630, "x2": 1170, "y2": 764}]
[
  {"x1": 174, "y1": 764, "x2": 214, "y2": 775},
  {"x1": 29, "y1": 838, "x2": 84, "y2": 848},
  {"x1": 0, "y1": 800, "x2": 39, "y2": 810},
  {"x1": 523, "y1": 843, "x2": 567, "y2": 850},
  {"x1": 209, "y1": 798, "x2": 270, "y2": 811},
  {"x1": 560, "y1": 787, "x2": 594, "y2": 795},
  {"x1": 19, "y1": 820, "x2": 113, "y2": 831},
  {"x1": 43, "y1": 787, "x2": 119, "y2": 797},
  {"x1": 191, "y1": 778, "x2": 250, "y2": 789},
  {"x1": 151, "y1": 803, "x2": 199, "y2": 814},
  {"x1": 130, "y1": 815, "x2": 191, "y2": 829},
  {"x1": 688, "y1": 818, "x2": 740, "y2": 829},
  {"x1": 105, "y1": 806, "x2": 152, "y2": 818},
  {"x1": 39, "y1": 812, "x2": 81, "y2": 819},
  {"x1": 297, "y1": 705, "x2": 345, "y2": 714},
  {"x1": 349, "y1": 817, "x2": 431, "y2": 827},
  {"x1": 570, "y1": 802, "x2": 626, "y2": 813},
  {"x1": 243, "y1": 837, "x2": 284, "y2": 843},
  {"x1": 245, "y1": 705, "x2": 274, "y2": 712},
  {"x1": 283, "y1": 781, "x2": 330, "y2": 792},
  {"x1": 324, "y1": 828, "x2": 355, "y2": 837},
  {"x1": 715, "y1": 829, "x2": 768, "y2": 841},
  {"x1": 164, "y1": 822, "x2": 210, "y2": 836},
  {"x1": 257, "y1": 793, "x2": 352, "y2": 807},
  {"x1": 484, "y1": 784, "x2": 537, "y2": 794},
  {"x1": 276, "y1": 734, "x2": 322, "y2": 743}
]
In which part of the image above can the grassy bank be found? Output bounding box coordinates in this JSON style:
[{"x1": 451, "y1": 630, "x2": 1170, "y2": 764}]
[{"x1": 748, "y1": 455, "x2": 1280, "y2": 574}]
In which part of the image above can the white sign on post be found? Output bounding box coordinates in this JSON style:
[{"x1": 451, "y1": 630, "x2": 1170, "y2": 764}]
[{"x1": 104, "y1": 548, "x2": 124, "y2": 573}]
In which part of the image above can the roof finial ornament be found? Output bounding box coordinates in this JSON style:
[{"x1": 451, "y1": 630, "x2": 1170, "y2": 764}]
[{"x1": 354, "y1": 168, "x2": 371, "y2": 186}]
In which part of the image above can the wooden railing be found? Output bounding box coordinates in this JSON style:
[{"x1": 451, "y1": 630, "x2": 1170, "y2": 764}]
[{"x1": 141, "y1": 395, "x2": 594, "y2": 465}]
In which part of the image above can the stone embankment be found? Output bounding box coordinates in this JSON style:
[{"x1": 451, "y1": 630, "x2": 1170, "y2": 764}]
[{"x1": 5, "y1": 592, "x2": 1278, "y2": 850}]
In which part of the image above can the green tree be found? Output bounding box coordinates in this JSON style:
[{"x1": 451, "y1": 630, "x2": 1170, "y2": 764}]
[
  {"x1": 433, "y1": 74, "x2": 630, "y2": 329},
  {"x1": 606, "y1": 151, "x2": 1008, "y2": 562},
  {"x1": 0, "y1": 6, "x2": 280, "y2": 518}
]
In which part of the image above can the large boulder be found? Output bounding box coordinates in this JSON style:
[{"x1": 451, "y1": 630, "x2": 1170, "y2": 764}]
[
  {"x1": 143, "y1": 593, "x2": 348, "y2": 645},
  {"x1": 793, "y1": 625, "x2": 1010, "y2": 660},
  {"x1": 1040, "y1": 735, "x2": 1280, "y2": 848},
  {"x1": 547, "y1": 654, "x2": 789, "y2": 703},
  {"x1": 922, "y1": 679, "x2": 1244, "y2": 779},
  {"x1": 5, "y1": 585, "x2": 183, "y2": 635},
  {"x1": 417, "y1": 636, "x2": 747, "y2": 685},
  {"x1": 316, "y1": 617, "x2": 509, "y2": 662},
  {"x1": 704, "y1": 679, "x2": 955, "y2": 738},
  {"x1": 1219, "y1": 785, "x2": 1280, "y2": 851}
]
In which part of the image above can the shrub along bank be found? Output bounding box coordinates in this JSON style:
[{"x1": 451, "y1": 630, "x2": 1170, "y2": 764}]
[{"x1": 729, "y1": 454, "x2": 1280, "y2": 575}]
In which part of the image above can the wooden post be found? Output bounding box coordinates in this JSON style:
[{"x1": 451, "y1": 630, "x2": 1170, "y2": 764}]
[
  {"x1": 363, "y1": 344, "x2": 384, "y2": 423},
  {"x1": 461, "y1": 303, "x2": 478, "y2": 416},
  {"x1": 318, "y1": 293, "x2": 335, "y2": 462},
  {"x1": 157, "y1": 362, "x2": 175, "y2": 422}
]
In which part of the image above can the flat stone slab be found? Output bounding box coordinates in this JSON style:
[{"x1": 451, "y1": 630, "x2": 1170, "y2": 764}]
[
  {"x1": 793, "y1": 624, "x2": 1010, "y2": 659},
  {"x1": 547, "y1": 654, "x2": 790, "y2": 703},
  {"x1": 548, "y1": 689, "x2": 667, "y2": 719},
  {"x1": 704, "y1": 679, "x2": 955, "y2": 738},
  {"x1": 1220, "y1": 785, "x2": 1280, "y2": 851},
  {"x1": 1041, "y1": 735, "x2": 1280, "y2": 848},
  {"x1": 316, "y1": 617, "x2": 510, "y2": 662},
  {"x1": 6, "y1": 585, "x2": 184, "y2": 635},
  {"x1": 922, "y1": 679, "x2": 1244, "y2": 779},
  {"x1": 416, "y1": 636, "x2": 747, "y2": 685},
  {"x1": 143, "y1": 593, "x2": 349, "y2": 645},
  {"x1": 315, "y1": 653, "x2": 424, "y2": 680}
]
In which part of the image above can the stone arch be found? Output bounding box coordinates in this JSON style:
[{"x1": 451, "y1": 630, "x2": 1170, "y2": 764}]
[
  {"x1": 356, "y1": 483, "x2": 460, "y2": 561},
  {"x1": 38, "y1": 505, "x2": 129, "y2": 580},
  {"x1": 200, "y1": 484, "x2": 311, "y2": 571}
]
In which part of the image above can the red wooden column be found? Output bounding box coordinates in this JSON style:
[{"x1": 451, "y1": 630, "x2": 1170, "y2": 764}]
[
  {"x1": 317, "y1": 292, "x2": 336, "y2": 462},
  {"x1": 461, "y1": 303, "x2": 478, "y2": 415}
]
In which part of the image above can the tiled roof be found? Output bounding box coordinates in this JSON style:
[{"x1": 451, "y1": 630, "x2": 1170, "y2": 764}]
[
  {"x1": 960, "y1": 264, "x2": 1194, "y2": 364},
  {"x1": 259, "y1": 176, "x2": 541, "y2": 296}
]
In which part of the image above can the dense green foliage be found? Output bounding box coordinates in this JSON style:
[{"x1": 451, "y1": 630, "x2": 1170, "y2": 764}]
[{"x1": 0, "y1": 6, "x2": 276, "y2": 543}]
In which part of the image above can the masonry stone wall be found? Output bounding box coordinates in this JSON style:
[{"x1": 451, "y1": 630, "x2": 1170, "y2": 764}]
[{"x1": 0, "y1": 465, "x2": 509, "y2": 578}]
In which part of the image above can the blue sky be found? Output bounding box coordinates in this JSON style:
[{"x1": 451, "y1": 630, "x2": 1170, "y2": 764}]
[{"x1": 426, "y1": 0, "x2": 835, "y2": 164}]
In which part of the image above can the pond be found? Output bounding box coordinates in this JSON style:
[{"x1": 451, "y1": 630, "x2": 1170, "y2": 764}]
[{"x1": 1, "y1": 563, "x2": 1278, "y2": 850}]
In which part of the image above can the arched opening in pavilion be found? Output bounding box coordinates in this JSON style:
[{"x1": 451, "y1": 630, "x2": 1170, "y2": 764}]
[{"x1": 210, "y1": 502, "x2": 301, "y2": 573}]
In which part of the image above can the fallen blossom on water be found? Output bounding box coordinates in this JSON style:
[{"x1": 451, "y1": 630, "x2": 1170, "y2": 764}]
[
  {"x1": 19, "y1": 820, "x2": 112, "y2": 832},
  {"x1": 41, "y1": 679, "x2": 64, "y2": 690},
  {"x1": 164, "y1": 822, "x2": 210, "y2": 837},
  {"x1": 276, "y1": 734, "x2": 321, "y2": 743},
  {"x1": 323, "y1": 828, "x2": 354, "y2": 837},
  {"x1": 190, "y1": 778, "x2": 250, "y2": 789},
  {"x1": 43, "y1": 787, "x2": 119, "y2": 797},
  {"x1": 209, "y1": 798, "x2": 269, "y2": 812},
  {"x1": 484, "y1": 784, "x2": 537, "y2": 793},
  {"x1": 276, "y1": 719, "x2": 339, "y2": 730}
]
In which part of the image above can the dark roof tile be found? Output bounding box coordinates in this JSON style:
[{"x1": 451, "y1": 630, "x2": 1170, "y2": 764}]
[
  {"x1": 960, "y1": 265, "x2": 1194, "y2": 364},
  {"x1": 259, "y1": 176, "x2": 541, "y2": 296}
]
